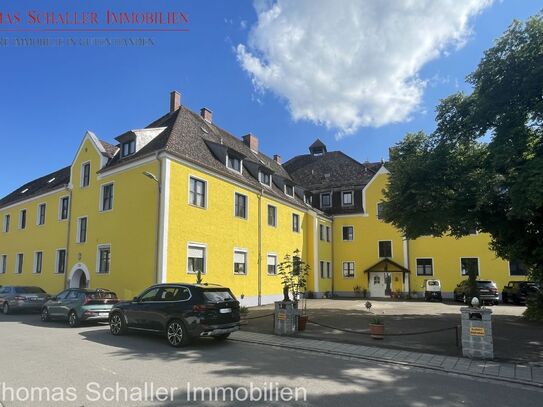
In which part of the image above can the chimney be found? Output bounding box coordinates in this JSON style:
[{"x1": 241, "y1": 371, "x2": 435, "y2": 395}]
[
  {"x1": 273, "y1": 154, "x2": 281, "y2": 164},
  {"x1": 200, "y1": 107, "x2": 212, "y2": 123},
  {"x1": 170, "y1": 91, "x2": 181, "y2": 112},
  {"x1": 242, "y1": 133, "x2": 259, "y2": 152}
]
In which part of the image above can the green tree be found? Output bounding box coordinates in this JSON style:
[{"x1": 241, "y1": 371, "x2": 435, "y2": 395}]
[
  {"x1": 383, "y1": 13, "x2": 543, "y2": 317},
  {"x1": 277, "y1": 249, "x2": 310, "y2": 302}
]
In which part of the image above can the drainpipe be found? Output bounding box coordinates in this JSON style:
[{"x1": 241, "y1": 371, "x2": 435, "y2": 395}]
[
  {"x1": 257, "y1": 189, "x2": 263, "y2": 305},
  {"x1": 63, "y1": 184, "x2": 73, "y2": 289},
  {"x1": 403, "y1": 236, "x2": 411, "y2": 295},
  {"x1": 330, "y1": 219, "x2": 335, "y2": 296},
  {"x1": 154, "y1": 152, "x2": 163, "y2": 284}
]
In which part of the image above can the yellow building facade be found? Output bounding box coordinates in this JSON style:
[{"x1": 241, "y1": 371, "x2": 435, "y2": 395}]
[{"x1": 0, "y1": 92, "x2": 527, "y2": 304}]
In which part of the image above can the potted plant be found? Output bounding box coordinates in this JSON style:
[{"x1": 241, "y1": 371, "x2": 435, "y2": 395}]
[
  {"x1": 369, "y1": 315, "x2": 384, "y2": 339},
  {"x1": 353, "y1": 285, "x2": 362, "y2": 297},
  {"x1": 277, "y1": 249, "x2": 310, "y2": 331}
]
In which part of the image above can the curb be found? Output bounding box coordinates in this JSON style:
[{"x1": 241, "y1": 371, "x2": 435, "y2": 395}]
[{"x1": 230, "y1": 333, "x2": 543, "y2": 390}]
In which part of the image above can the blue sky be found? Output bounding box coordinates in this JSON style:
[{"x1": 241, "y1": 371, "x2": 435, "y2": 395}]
[{"x1": 0, "y1": 0, "x2": 541, "y2": 197}]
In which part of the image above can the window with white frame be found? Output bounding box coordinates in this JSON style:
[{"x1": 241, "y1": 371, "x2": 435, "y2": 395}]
[
  {"x1": 378, "y1": 241, "x2": 392, "y2": 258},
  {"x1": 60, "y1": 196, "x2": 70, "y2": 220},
  {"x1": 342, "y1": 226, "x2": 354, "y2": 241},
  {"x1": 189, "y1": 177, "x2": 206, "y2": 208},
  {"x1": 461, "y1": 257, "x2": 479, "y2": 276},
  {"x1": 34, "y1": 251, "x2": 43, "y2": 274},
  {"x1": 187, "y1": 245, "x2": 206, "y2": 274},
  {"x1": 15, "y1": 253, "x2": 23, "y2": 274},
  {"x1": 319, "y1": 224, "x2": 325, "y2": 241},
  {"x1": 97, "y1": 245, "x2": 111, "y2": 273},
  {"x1": 3, "y1": 214, "x2": 10, "y2": 232},
  {"x1": 326, "y1": 262, "x2": 332, "y2": 278},
  {"x1": 342, "y1": 191, "x2": 353, "y2": 206},
  {"x1": 227, "y1": 155, "x2": 242, "y2": 172},
  {"x1": 37, "y1": 203, "x2": 46, "y2": 225},
  {"x1": 121, "y1": 140, "x2": 136, "y2": 157},
  {"x1": 343, "y1": 262, "x2": 355, "y2": 278},
  {"x1": 284, "y1": 184, "x2": 294, "y2": 197},
  {"x1": 233, "y1": 250, "x2": 247, "y2": 275},
  {"x1": 259, "y1": 171, "x2": 271, "y2": 187},
  {"x1": 320, "y1": 192, "x2": 331, "y2": 208},
  {"x1": 267, "y1": 205, "x2": 277, "y2": 227},
  {"x1": 267, "y1": 254, "x2": 277, "y2": 275},
  {"x1": 81, "y1": 162, "x2": 90, "y2": 187},
  {"x1": 1, "y1": 255, "x2": 6, "y2": 274},
  {"x1": 320, "y1": 261, "x2": 332, "y2": 279},
  {"x1": 377, "y1": 202, "x2": 385, "y2": 220},
  {"x1": 56, "y1": 249, "x2": 66, "y2": 274},
  {"x1": 101, "y1": 184, "x2": 114, "y2": 211},
  {"x1": 292, "y1": 213, "x2": 300, "y2": 232},
  {"x1": 326, "y1": 226, "x2": 331, "y2": 242},
  {"x1": 416, "y1": 258, "x2": 433, "y2": 276},
  {"x1": 77, "y1": 217, "x2": 87, "y2": 243},
  {"x1": 234, "y1": 193, "x2": 247, "y2": 218},
  {"x1": 19, "y1": 209, "x2": 26, "y2": 229}
]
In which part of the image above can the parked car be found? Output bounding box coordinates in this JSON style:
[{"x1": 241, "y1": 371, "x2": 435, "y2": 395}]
[
  {"x1": 453, "y1": 280, "x2": 499, "y2": 305},
  {"x1": 0, "y1": 286, "x2": 50, "y2": 314},
  {"x1": 424, "y1": 279, "x2": 442, "y2": 301},
  {"x1": 109, "y1": 283, "x2": 241, "y2": 347},
  {"x1": 502, "y1": 281, "x2": 540, "y2": 305},
  {"x1": 41, "y1": 288, "x2": 119, "y2": 327}
]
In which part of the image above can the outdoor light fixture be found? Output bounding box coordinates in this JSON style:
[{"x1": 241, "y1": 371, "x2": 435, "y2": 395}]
[{"x1": 142, "y1": 171, "x2": 159, "y2": 183}]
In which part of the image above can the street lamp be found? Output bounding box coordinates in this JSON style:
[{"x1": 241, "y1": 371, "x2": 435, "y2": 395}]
[{"x1": 142, "y1": 171, "x2": 160, "y2": 192}]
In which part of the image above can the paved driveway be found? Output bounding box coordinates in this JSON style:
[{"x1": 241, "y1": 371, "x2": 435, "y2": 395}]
[
  {"x1": 243, "y1": 299, "x2": 543, "y2": 365},
  {"x1": 0, "y1": 312, "x2": 542, "y2": 406}
]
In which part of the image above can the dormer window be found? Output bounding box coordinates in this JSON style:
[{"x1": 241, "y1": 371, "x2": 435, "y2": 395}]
[
  {"x1": 284, "y1": 184, "x2": 294, "y2": 197},
  {"x1": 259, "y1": 171, "x2": 271, "y2": 187},
  {"x1": 121, "y1": 140, "x2": 136, "y2": 157},
  {"x1": 227, "y1": 155, "x2": 242, "y2": 173},
  {"x1": 320, "y1": 192, "x2": 331, "y2": 208}
]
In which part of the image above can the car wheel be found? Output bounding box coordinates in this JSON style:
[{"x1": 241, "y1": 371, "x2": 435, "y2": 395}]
[
  {"x1": 166, "y1": 319, "x2": 189, "y2": 347},
  {"x1": 41, "y1": 307, "x2": 50, "y2": 322},
  {"x1": 2, "y1": 303, "x2": 9, "y2": 315},
  {"x1": 68, "y1": 311, "x2": 80, "y2": 328},
  {"x1": 213, "y1": 333, "x2": 231, "y2": 341},
  {"x1": 109, "y1": 313, "x2": 126, "y2": 336}
]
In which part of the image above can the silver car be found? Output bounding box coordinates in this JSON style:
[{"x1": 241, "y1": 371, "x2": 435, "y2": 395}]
[{"x1": 0, "y1": 286, "x2": 50, "y2": 314}]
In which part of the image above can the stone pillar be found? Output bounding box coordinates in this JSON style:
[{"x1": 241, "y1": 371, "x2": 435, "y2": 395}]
[
  {"x1": 460, "y1": 307, "x2": 493, "y2": 359},
  {"x1": 274, "y1": 301, "x2": 298, "y2": 336}
]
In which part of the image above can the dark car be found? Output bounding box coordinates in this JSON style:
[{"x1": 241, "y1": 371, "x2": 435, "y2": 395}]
[
  {"x1": 0, "y1": 286, "x2": 50, "y2": 314},
  {"x1": 41, "y1": 288, "x2": 119, "y2": 327},
  {"x1": 453, "y1": 280, "x2": 499, "y2": 305},
  {"x1": 109, "y1": 283, "x2": 241, "y2": 347},
  {"x1": 502, "y1": 281, "x2": 539, "y2": 305}
]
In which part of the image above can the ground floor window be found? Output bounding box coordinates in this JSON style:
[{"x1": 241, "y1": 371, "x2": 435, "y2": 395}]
[
  {"x1": 233, "y1": 250, "x2": 247, "y2": 275},
  {"x1": 509, "y1": 260, "x2": 528, "y2": 276},
  {"x1": 34, "y1": 251, "x2": 42, "y2": 274},
  {"x1": 1, "y1": 254, "x2": 6, "y2": 274},
  {"x1": 15, "y1": 253, "x2": 23, "y2": 274},
  {"x1": 343, "y1": 261, "x2": 355, "y2": 278},
  {"x1": 267, "y1": 254, "x2": 277, "y2": 275},
  {"x1": 56, "y1": 249, "x2": 66, "y2": 274},
  {"x1": 97, "y1": 245, "x2": 111, "y2": 274},
  {"x1": 461, "y1": 257, "x2": 479, "y2": 276},
  {"x1": 416, "y1": 258, "x2": 433, "y2": 276},
  {"x1": 188, "y1": 244, "x2": 206, "y2": 274}
]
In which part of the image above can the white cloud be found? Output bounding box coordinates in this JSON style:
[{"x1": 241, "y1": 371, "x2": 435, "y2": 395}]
[{"x1": 237, "y1": 0, "x2": 492, "y2": 137}]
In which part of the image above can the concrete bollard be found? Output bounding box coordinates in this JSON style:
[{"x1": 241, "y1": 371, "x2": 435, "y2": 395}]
[
  {"x1": 274, "y1": 301, "x2": 298, "y2": 336},
  {"x1": 460, "y1": 307, "x2": 494, "y2": 359}
]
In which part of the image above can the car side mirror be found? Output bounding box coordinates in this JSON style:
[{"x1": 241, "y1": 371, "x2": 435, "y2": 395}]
[{"x1": 132, "y1": 296, "x2": 139, "y2": 302}]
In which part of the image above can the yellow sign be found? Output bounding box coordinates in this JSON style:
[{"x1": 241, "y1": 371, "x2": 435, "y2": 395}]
[
  {"x1": 470, "y1": 327, "x2": 485, "y2": 336},
  {"x1": 277, "y1": 312, "x2": 286, "y2": 321}
]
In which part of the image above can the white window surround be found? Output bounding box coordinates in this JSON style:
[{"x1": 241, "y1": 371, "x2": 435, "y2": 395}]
[
  {"x1": 58, "y1": 196, "x2": 70, "y2": 221},
  {"x1": 36, "y1": 203, "x2": 46, "y2": 226},
  {"x1": 342, "y1": 225, "x2": 354, "y2": 241},
  {"x1": 226, "y1": 154, "x2": 243, "y2": 174},
  {"x1": 187, "y1": 242, "x2": 207, "y2": 274},
  {"x1": 18, "y1": 209, "x2": 27, "y2": 229},
  {"x1": 376, "y1": 201, "x2": 385, "y2": 220},
  {"x1": 234, "y1": 192, "x2": 248, "y2": 219},
  {"x1": 284, "y1": 184, "x2": 294, "y2": 197},
  {"x1": 80, "y1": 161, "x2": 91, "y2": 188},
  {"x1": 99, "y1": 182, "x2": 114, "y2": 212},
  {"x1": 415, "y1": 257, "x2": 434, "y2": 276},
  {"x1": 233, "y1": 248, "x2": 248, "y2": 275},
  {"x1": 259, "y1": 171, "x2": 272, "y2": 187},
  {"x1": 2, "y1": 214, "x2": 9, "y2": 233},
  {"x1": 55, "y1": 248, "x2": 67, "y2": 274},
  {"x1": 320, "y1": 192, "x2": 332, "y2": 208},
  {"x1": 341, "y1": 190, "x2": 354, "y2": 207},
  {"x1": 188, "y1": 175, "x2": 208, "y2": 209},
  {"x1": 1, "y1": 254, "x2": 7, "y2": 274},
  {"x1": 96, "y1": 244, "x2": 112, "y2": 274},
  {"x1": 378, "y1": 240, "x2": 393, "y2": 258},
  {"x1": 267, "y1": 205, "x2": 277, "y2": 227},
  {"x1": 76, "y1": 216, "x2": 88, "y2": 243},
  {"x1": 342, "y1": 261, "x2": 355, "y2": 278},
  {"x1": 292, "y1": 213, "x2": 300, "y2": 233},
  {"x1": 15, "y1": 253, "x2": 23, "y2": 274},
  {"x1": 267, "y1": 253, "x2": 277, "y2": 276},
  {"x1": 33, "y1": 251, "x2": 43, "y2": 274},
  {"x1": 460, "y1": 257, "x2": 480, "y2": 276}
]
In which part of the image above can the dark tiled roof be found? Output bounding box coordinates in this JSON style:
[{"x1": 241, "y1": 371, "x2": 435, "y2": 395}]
[
  {"x1": 309, "y1": 138, "x2": 326, "y2": 149},
  {"x1": 0, "y1": 166, "x2": 70, "y2": 208},
  {"x1": 99, "y1": 140, "x2": 119, "y2": 159},
  {"x1": 283, "y1": 151, "x2": 379, "y2": 191}
]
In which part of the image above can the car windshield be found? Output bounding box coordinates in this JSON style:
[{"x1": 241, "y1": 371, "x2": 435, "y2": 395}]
[
  {"x1": 477, "y1": 281, "x2": 496, "y2": 288},
  {"x1": 15, "y1": 287, "x2": 45, "y2": 294},
  {"x1": 203, "y1": 290, "x2": 235, "y2": 303},
  {"x1": 87, "y1": 291, "x2": 117, "y2": 299},
  {"x1": 427, "y1": 281, "x2": 439, "y2": 286}
]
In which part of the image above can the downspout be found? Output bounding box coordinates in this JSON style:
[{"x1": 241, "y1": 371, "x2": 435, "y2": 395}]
[
  {"x1": 330, "y1": 219, "x2": 335, "y2": 296},
  {"x1": 257, "y1": 189, "x2": 263, "y2": 306},
  {"x1": 403, "y1": 236, "x2": 411, "y2": 295},
  {"x1": 155, "y1": 152, "x2": 163, "y2": 284},
  {"x1": 63, "y1": 184, "x2": 73, "y2": 289}
]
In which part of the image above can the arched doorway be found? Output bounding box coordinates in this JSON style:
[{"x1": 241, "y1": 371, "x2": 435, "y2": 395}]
[{"x1": 68, "y1": 263, "x2": 90, "y2": 288}]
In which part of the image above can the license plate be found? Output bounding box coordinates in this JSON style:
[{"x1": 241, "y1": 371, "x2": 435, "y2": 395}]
[
  {"x1": 99, "y1": 312, "x2": 109, "y2": 317},
  {"x1": 29, "y1": 297, "x2": 40, "y2": 301},
  {"x1": 219, "y1": 308, "x2": 232, "y2": 314}
]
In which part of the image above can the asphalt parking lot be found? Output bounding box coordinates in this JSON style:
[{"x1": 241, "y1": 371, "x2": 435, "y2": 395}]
[{"x1": 243, "y1": 299, "x2": 543, "y2": 366}]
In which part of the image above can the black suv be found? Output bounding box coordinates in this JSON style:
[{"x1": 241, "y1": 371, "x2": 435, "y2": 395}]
[
  {"x1": 502, "y1": 281, "x2": 539, "y2": 305},
  {"x1": 109, "y1": 283, "x2": 240, "y2": 347},
  {"x1": 453, "y1": 280, "x2": 499, "y2": 305}
]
